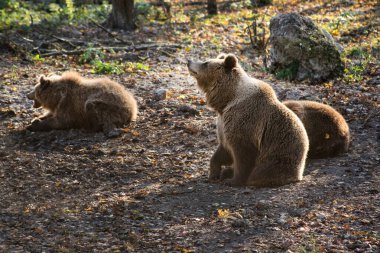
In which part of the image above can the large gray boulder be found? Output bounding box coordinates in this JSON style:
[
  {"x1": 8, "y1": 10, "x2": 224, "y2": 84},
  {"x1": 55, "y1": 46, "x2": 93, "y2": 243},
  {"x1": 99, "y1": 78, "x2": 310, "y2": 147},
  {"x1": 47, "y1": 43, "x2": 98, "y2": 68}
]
[{"x1": 268, "y1": 12, "x2": 344, "y2": 83}]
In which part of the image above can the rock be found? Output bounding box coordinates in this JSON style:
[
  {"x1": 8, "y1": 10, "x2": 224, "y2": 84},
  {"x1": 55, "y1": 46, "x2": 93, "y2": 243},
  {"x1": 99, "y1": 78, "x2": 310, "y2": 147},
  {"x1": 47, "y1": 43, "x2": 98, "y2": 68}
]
[
  {"x1": 106, "y1": 128, "x2": 123, "y2": 138},
  {"x1": 277, "y1": 88, "x2": 320, "y2": 101},
  {"x1": 268, "y1": 12, "x2": 344, "y2": 83},
  {"x1": 153, "y1": 88, "x2": 168, "y2": 100},
  {"x1": 230, "y1": 219, "x2": 249, "y2": 228},
  {"x1": 277, "y1": 212, "x2": 288, "y2": 225}
]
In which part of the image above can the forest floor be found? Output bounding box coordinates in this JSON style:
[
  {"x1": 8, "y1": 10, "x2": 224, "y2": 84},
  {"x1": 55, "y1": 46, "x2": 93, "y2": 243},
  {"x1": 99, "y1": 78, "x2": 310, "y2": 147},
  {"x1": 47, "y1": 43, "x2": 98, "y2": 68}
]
[{"x1": 0, "y1": 0, "x2": 379, "y2": 252}]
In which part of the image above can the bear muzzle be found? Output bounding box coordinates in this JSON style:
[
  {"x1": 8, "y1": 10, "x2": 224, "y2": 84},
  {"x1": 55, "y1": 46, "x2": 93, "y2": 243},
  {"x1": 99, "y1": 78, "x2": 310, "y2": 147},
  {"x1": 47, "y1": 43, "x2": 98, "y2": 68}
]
[
  {"x1": 26, "y1": 91, "x2": 35, "y2": 100},
  {"x1": 27, "y1": 91, "x2": 42, "y2": 108},
  {"x1": 187, "y1": 60, "x2": 200, "y2": 76}
]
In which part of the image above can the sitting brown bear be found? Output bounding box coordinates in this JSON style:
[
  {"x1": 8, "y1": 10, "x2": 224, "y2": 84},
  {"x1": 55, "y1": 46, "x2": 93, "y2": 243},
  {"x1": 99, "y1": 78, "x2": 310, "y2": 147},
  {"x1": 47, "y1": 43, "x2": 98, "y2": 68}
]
[
  {"x1": 188, "y1": 53, "x2": 309, "y2": 187},
  {"x1": 283, "y1": 100, "x2": 350, "y2": 158},
  {"x1": 26, "y1": 72, "x2": 138, "y2": 136}
]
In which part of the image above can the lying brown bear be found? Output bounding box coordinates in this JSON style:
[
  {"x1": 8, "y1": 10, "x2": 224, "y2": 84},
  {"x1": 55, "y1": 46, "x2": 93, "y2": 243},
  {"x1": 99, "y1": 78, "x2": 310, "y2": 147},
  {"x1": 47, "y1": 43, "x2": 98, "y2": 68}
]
[
  {"x1": 27, "y1": 72, "x2": 138, "y2": 136},
  {"x1": 283, "y1": 100, "x2": 350, "y2": 158},
  {"x1": 188, "y1": 53, "x2": 309, "y2": 187}
]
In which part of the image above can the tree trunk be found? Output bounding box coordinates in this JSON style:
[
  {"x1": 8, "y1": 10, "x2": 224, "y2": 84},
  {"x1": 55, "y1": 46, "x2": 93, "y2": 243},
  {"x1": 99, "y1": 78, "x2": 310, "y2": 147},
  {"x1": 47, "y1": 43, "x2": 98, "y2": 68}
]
[
  {"x1": 251, "y1": 0, "x2": 272, "y2": 7},
  {"x1": 109, "y1": 0, "x2": 136, "y2": 30},
  {"x1": 207, "y1": 0, "x2": 218, "y2": 15}
]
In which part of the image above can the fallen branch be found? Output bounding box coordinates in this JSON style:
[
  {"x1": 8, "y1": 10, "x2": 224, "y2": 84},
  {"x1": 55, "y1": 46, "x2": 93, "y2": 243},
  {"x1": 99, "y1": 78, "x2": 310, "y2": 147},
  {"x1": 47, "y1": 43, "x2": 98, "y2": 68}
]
[
  {"x1": 33, "y1": 39, "x2": 59, "y2": 52},
  {"x1": 50, "y1": 35, "x2": 77, "y2": 48},
  {"x1": 38, "y1": 44, "x2": 183, "y2": 57},
  {"x1": 159, "y1": 49, "x2": 176, "y2": 58},
  {"x1": 89, "y1": 18, "x2": 132, "y2": 45},
  {"x1": 170, "y1": 0, "x2": 244, "y2": 6}
]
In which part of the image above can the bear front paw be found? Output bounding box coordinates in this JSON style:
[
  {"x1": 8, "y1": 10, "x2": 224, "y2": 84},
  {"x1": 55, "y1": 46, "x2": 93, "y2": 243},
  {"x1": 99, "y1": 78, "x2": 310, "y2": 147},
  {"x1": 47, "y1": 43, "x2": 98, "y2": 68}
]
[
  {"x1": 208, "y1": 173, "x2": 220, "y2": 182},
  {"x1": 220, "y1": 167, "x2": 234, "y2": 180},
  {"x1": 26, "y1": 120, "x2": 51, "y2": 132},
  {"x1": 223, "y1": 178, "x2": 244, "y2": 187},
  {"x1": 27, "y1": 120, "x2": 42, "y2": 131}
]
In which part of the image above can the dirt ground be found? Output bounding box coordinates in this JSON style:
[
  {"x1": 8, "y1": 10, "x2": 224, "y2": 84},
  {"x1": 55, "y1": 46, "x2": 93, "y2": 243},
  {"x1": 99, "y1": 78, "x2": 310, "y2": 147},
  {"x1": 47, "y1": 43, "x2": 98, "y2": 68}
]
[
  {"x1": 0, "y1": 4, "x2": 379, "y2": 252},
  {"x1": 1, "y1": 55, "x2": 379, "y2": 252}
]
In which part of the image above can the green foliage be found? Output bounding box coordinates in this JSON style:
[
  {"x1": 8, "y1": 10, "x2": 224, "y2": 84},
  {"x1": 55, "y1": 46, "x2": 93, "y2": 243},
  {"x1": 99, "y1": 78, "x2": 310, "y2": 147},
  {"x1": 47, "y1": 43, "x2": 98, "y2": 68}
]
[
  {"x1": 48, "y1": 3, "x2": 61, "y2": 13},
  {"x1": 0, "y1": 0, "x2": 14, "y2": 9},
  {"x1": 344, "y1": 61, "x2": 367, "y2": 82},
  {"x1": 230, "y1": 0, "x2": 252, "y2": 10},
  {"x1": 0, "y1": 0, "x2": 110, "y2": 30},
  {"x1": 275, "y1": 61, "x2": 300, "y2": 80},
  {"x1": 79, "y1": 45, "x2": 150, "y2": 75},
  {"x1": 32, "y1": 54, "x2": 45, "y2": 62},
  {"x1": 135, "y1": 1, "x2": 171, "y2": 25},
  {"x1": 328, "y1": 12, "x2": 353, "y2": 31},
  {"x1": 135, "y1": 2, "x2": 154, "y2": 16},
  {"x1": 74, "y1": 1, "x2": 110, "y2": 22},
  {"x1": 64, "y1": 0, "x2": 75, "y2": 20},
  {"x1": 346, "y1": 46, "x2": 370, "y2": 58},
  {"x1": 79, "y1": 46, "x2": 123, "y2": 75},
  {"x1": 92, "y1": 60, "x2": 124, "y2": 75},
  {"x1": 126, "y1": 62, "x2": 150, "y2": 72},
  {"x1": 343, "y1": 44, "x2": 375, "y2": 83},
  {"x1": 79, "y1": 47, "x2": 105, "y2": 64},
  {"x1": 0, "y1": 0, "x2": 32, "y2": 30}
]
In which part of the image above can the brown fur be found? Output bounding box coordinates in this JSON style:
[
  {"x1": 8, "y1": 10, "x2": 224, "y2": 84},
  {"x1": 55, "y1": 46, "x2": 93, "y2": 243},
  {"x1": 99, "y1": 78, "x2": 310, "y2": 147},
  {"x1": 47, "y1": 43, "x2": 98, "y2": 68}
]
[
  {"x1": 188, "y1": 54, "x2": 309, "y2": 187},
  {"x1": 283, "y1": 100, "x2": 350, "y2": 158},
  {"x1": 26, "y1": 72, "x2": 138, "y2": 135}
]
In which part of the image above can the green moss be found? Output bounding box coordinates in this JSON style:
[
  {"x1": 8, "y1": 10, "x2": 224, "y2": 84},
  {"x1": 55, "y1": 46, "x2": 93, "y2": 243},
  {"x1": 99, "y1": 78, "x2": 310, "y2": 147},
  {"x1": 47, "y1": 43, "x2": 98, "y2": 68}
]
[{"x1": 275, "y1": 61, "x2": 299, "y2": 80}]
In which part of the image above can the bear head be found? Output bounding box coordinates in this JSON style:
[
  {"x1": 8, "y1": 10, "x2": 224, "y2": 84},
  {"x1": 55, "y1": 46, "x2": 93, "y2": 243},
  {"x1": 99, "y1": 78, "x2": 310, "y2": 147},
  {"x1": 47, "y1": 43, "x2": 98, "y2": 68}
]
[
  {"x1": 187, "y1": 53, "x2": 239, "y2": 93},
  {"x1": 187, "y1": 53, "x2": 246, "y2": 113},
  {"x1": 27, "y1": 73, "x2": 79, "y2": 111},
  {"x1": 27, "y1": 76, "x2": 54, "y2": 109}
]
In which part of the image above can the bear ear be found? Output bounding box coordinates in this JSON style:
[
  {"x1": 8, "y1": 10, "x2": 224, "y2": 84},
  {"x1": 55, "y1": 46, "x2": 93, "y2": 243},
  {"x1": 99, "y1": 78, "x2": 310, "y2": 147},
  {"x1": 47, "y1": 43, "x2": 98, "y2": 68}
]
[
  {"x1": 224, "y1": 54, "x2": 237, "y2": 70},
  {"x1": 39, "y1": 76, "x2": 51, "y2": 87},
  {"x1": 217, "y1": 53, "x2": 227, "y2": 59}
]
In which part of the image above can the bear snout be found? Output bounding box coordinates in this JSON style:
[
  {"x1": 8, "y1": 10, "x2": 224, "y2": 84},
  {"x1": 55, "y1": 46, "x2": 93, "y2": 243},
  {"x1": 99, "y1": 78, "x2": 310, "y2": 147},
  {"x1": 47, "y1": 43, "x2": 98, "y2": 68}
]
[
  {"x1": 33, "y1": 100, "x2": 42, "y2": 108},
  {"x1": 187, "y1": 60, "x2": 199, "y2": 76},
  {"x1": 27, "y1": 91, "x2": 35, "y2": 100},
  {"x1": 187, "y1": 59, "x2": 194, "y2": 70},
  {"x1": 27, "y1": 91, "x2": 42, "y2": 108}
]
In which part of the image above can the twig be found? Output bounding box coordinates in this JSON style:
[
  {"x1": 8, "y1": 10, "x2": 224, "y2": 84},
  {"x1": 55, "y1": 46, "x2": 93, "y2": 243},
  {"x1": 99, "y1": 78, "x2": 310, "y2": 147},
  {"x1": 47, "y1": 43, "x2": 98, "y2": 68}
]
[
  {"x1": 50, "y1": 35, "x2": 77, "y2": 48},
  {"x1": 89, "y1": 18, "x2": 131, "y2": 45},
  {"x1": 30, "y1": 14, "x2": 33, "y2": 26},
  {"x1": 245, "y1": 25, "x2": 255, "y2": 49},
  {"x1": 16, "y1": 34, "x2": 34, "y2": 43},
  {"x1": 159, "y1": 49, "x2": 176, "y2": 58},
  {"x1": 38, "y1": 44, "x2": 183, "y2": 57},
  {"x1": 33, "y1": 39, "x2": 57, "y2": 51}
]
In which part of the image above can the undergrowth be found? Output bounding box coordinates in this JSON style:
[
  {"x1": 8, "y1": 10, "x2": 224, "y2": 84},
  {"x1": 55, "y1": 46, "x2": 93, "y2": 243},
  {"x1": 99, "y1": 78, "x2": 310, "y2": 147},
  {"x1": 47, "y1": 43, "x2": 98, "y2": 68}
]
[
  {"x1": 1, "y1": 0, "x2": 378, "y2": 83},
  {"x1": 0, "y1": 0, "x2": 110, "y2": 30}
]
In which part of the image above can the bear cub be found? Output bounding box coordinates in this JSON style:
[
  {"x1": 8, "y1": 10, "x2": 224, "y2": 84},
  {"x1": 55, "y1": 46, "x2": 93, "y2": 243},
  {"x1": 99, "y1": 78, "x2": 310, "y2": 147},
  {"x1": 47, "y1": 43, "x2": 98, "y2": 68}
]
[
  {"x1": 283, "y1": 100, "x2": 350, "y2": 158},
  {"x1": 188, "y1": 53, "x2": 309, "y2": 187},
  {"x1": 27, "y1": 72, "x2": 138, "y2": 136}
]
